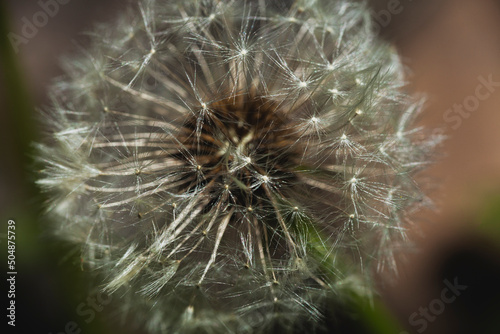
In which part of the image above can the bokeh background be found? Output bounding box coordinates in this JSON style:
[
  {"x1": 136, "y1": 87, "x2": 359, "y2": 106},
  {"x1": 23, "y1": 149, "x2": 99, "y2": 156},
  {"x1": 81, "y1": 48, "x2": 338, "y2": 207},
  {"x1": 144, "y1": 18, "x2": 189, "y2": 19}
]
[{"x1": 1, "y1": 0, "x2": 500, "y2": 333}]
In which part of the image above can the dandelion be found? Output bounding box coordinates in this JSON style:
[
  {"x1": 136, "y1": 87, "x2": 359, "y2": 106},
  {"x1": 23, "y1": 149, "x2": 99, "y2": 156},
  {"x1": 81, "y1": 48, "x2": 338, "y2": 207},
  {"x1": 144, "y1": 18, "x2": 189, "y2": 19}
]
[{"x1": 37, "y1": 0, "x2": 439, "y2": 332}]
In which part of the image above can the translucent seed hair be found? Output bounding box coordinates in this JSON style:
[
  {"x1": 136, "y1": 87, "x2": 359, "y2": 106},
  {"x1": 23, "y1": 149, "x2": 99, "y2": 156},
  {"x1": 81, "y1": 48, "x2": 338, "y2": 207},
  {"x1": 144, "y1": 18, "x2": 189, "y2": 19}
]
[{"x1": 37, "y1": 0, "x2": 438, "y2": 332}]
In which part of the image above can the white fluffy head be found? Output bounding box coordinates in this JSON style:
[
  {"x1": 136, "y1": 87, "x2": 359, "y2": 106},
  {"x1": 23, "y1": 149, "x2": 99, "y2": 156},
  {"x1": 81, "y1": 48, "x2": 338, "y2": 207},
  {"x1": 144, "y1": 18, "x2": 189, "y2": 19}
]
[{"x1": 37, "y1": 0, "x2": 438, "y2": 332}]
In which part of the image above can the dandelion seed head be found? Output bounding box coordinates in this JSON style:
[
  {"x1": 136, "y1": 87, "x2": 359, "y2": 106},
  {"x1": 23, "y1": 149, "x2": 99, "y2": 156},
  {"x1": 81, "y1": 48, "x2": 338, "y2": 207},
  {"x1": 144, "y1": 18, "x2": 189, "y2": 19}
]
[{"x1": 36, "y1": 0, "x2": 439, "y2": 332}]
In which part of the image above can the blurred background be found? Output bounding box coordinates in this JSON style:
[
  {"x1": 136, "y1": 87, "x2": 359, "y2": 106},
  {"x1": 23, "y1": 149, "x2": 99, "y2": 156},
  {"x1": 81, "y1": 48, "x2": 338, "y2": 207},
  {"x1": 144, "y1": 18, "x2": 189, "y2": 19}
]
[{"x1": 1, "y1": 0, "x2": 500, "y2": 333}]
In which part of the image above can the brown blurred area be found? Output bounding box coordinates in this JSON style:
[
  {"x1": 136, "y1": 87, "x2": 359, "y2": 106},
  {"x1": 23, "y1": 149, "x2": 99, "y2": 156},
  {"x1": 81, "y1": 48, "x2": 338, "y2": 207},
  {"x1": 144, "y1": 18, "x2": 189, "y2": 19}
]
[
  {"x1": 1, "y1": 0, "x2": 124, "y2": 209},
  {"x1": 1, "y1": 0, "x2": 500, "y2": 333},
  {"x1": 371, "y1": 1, "x2": 500, "y2": 333},
  {"x1": 372, "y1": 0, "x2": 500, "y2": 221}
]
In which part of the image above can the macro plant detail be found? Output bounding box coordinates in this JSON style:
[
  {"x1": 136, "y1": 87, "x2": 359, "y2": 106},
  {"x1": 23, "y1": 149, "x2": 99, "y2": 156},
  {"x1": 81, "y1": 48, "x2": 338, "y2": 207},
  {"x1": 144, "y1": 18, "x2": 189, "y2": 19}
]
[{"x1": 37, "y1": 0, "x2": 437, "y2": 332}]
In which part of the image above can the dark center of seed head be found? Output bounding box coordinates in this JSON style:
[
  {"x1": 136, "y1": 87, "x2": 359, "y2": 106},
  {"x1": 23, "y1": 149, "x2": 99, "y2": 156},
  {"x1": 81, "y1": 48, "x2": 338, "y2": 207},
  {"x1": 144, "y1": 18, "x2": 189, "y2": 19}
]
[{"x1": 175, "y1": 96, "x2": 301, "y2": 207}]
